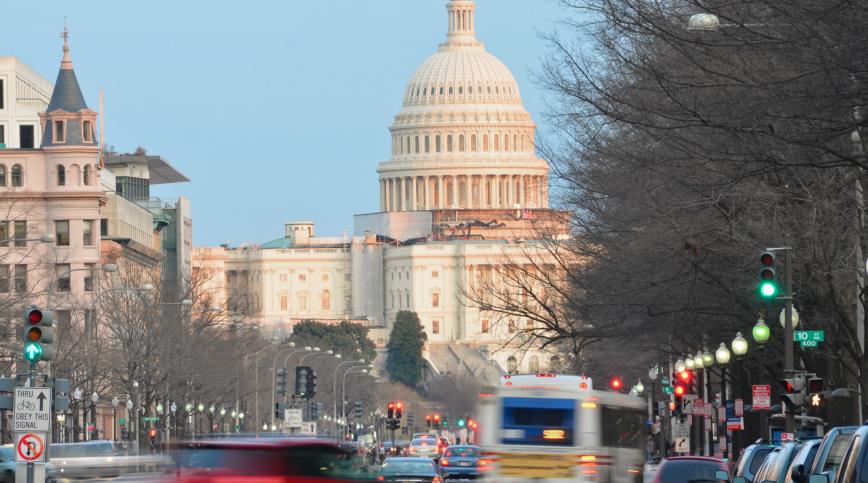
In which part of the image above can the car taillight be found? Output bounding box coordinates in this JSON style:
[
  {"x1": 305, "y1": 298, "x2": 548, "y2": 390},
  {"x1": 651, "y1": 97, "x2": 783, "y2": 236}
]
[
  {"x1": 377, "y1": 476, "x2": 385, "y2": 481},
  {"x1": 432, "y1": 477, "x2": 442, "y2": 483},
  {"x1": 440, "y1": 458, "x2": 449, "y2": 466}
]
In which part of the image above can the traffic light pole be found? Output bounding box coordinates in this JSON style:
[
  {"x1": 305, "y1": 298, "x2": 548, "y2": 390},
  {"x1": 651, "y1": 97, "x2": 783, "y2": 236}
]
[{"x1": 771, "y1": 246, "x2": 796, "y2": 434}]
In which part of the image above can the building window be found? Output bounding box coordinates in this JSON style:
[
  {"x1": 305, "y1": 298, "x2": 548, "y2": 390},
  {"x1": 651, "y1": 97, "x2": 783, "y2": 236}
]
[
  {"x1": 459, "y1": 135, "x2": 465, "y2": 152},
  {"x1": 18, "y1": 126, "x2": 33, "y2": 149},
  {"x1": 83, "y1": 220, "x2": 94, "y2": 246},
  {"x1": 13, "y1": 221, "x2": 25, "y2": 247},
  {"x1": 432, "y1": 320, "x2": 440, "y2": 334},
  {"x1": 405, "y1": 293, "x2": 410, "y2": 307},
  {"x1": 447, "y1": 135, "x2": 453, "y2": 152},
  {"x1": 431, "y1": 270, "x2": 439, "y2": 279},
  {"x1": 11, "y1": 164, "x2": 22, "y2": 186},
  {"x1": 0, "y1": 126, "x2": 4, "y2": 147},
  {"x1": 481, "y1": 320, "x2": 490, "y2": 333},
  {"x1": 494, "y1": 134, "x2": 500, "y2": 151},
  {"x1": 298, "y1": 273, "x2": 307, "y2": 282},
  {"x1": 432, "y1": 291, "x2": 439, "y2": 308},
  {"x1": 508, "y1": 320, "x2": 516, "y2": 333},
  {"x1": 321, "y1": 290, "x2": 331, "y2": 310},
  {"x1": 83, "y1": 165, "x2": 91, "y2": 185},
  {"x1": 0, "y1": 222, "x2": 7, "y2": 247},
  {"x1": 55, "y1": 220, "x2": 70, "y2": 246},
  {"x1": 83, "y1": 263, "x2": 95, "y2": 292},
  {"x1": 54, "y1": 310, "x2": 70, "y2": 327},
  {"x1": 415, "y1": 136, "x2": 420, "y2": 153},
  {"x1": 0, "y1": 265, "x2": 8, "y2": 292},
  {"x1": 391, "y1": 293, "x2": 395, "y2": 309},
  {"x1": 14, "y1": 265, "x2": 26, "y2": 292},
  {"x1": 0, "y1": 79, "x2": 3, "y2": 110},
  {"x1": 483, "y1": 135, "x2": 489, "y2": 151},
  {"x1": 56, "y1": 264, "x2": 71, "y2": 291},
  {"x1": 0, "y1": 165, "x2": 5, "y2": 186},
  {"x1": 280, "y1": 295, "x2": 288, "y2": 311},
  {"x1": 82, "y1": 120, "x2": 93, "y2": 143},
  {"x1": 297, "y1": 293, "x2": 308, "y2": 311},
  {"x1": 424, "y1": 136, "x2": 430, "y2": 153},
  {"x1": 279, "y1": 274, "x2": 287, "y2": 282},
  {"x1": 529, "y1": 355, "x2": 540, "y2": 373},
  {"x1": 435, "y1": 135, "x2": 441, "y2": 152},
  {"x1": 100, "y1": 218, "x2": 108, "y2": 236},
  {"x1": 57, "y1": 165, "x2": 66, "y2": 186},
  {"x1": 507, "y1": 356, "x2": 518, "y2": 374},
  {"x1": 84, "y1": 310, "x2": 96, "y2": 339},
  {"x1": 53, "y1": 121, "x2": 65, "y2": 143}
]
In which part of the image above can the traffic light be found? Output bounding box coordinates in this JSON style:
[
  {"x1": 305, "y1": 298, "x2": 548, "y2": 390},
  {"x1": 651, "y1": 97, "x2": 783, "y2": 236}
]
[
  {"x1": 275, "y1": 402, "x2": 286, "y2": 420},
  {"x1": 295, "y1": 366, "x2": 312, "y2": 398},
  {"x1": 433, "y1": 413, "x2": 441, "y2": 430},
  {"x1": 148, "y1": 428, "x2": 157, "y2": 440},
  {"x1": 759, "y1": 251, "x2": 779, "y2": 299},
  {"x1": 354, "y1": 401, "x2": 363, "y2": 420},
  {"x1": 676, "y1": 370, "x2": 693, "y2": 385},
  {"x1": 609, "y1": 376, "x2": 623, "y2": 391},
  {"x1": 23, "y1": 306, "x2": 54, "y2": 362},
  {"x1": 674, "y1": 384, "x2": 687, "y2": 398},
  {"x1": 457, "y1": 418, "x2": 466, "y2": 428},
  {"x1": 779, "y1": 377, "x2": 804, "y2": 409},
  {"x1": 467, "y1": 419, "x2": 477, "y2": 430},
  {"x1": 395, "y1": 401, "x2": 403, "y2": 419},
  {"x1": 809, "y1": 392, "x2": 824, "y2": 408},
  {"x1": 426, "y1": 414, "x2": 432, "y2": 429},
  {"x1": 307, "y1": 369, "x2": 317, "y2": 398},
  {"x1": 387, "y1": 401, "x2": 395, "y2": 419},
  {"x1": 276, "y1": 368, "x2": 288, "y2": 396}
]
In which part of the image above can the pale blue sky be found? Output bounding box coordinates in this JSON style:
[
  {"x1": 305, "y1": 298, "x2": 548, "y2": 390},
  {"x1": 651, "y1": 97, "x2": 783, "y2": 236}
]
[{"x1": 1, "y1": 0, "x2": 568, "y2": 245}]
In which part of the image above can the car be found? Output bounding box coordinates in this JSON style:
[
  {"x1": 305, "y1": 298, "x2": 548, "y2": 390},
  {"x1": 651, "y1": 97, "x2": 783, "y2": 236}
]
[
  {"x1": 734, "y1": 442, "x2": 777, "y2": 483},
  {"x1": 407, "y1": 437, "x2": 440, "y2": 459},
  {"x1": 166, "y1": 437, "x2": 372, "y2": 482},
  {"x1": 414, "y1": 433, "x2": 437, "y2": 440},
  {"x1": 751, "y1": 442, "x2": 802, "y2": 483},
  {"x1": 809, "y1": 425, "x2": 868, "y2": 483},
  {"x1": 49, "y1": 440, "x2": 129, "y2": 480},
  {"x1": 377, "y1": 457, "x2": 443, "y2": 483},
  {"x1": 437, "y1": 437, "x2": 450, "y2": 455},
  {"x1": 652, "y1": 456, "x2": 729, "y2": 483},
  {"x1": 809, "y1": 426, "x2": 857, "y2": 482},
  {"x1": 787, "y1": 439, "x2": 821, "y2": 483},
  {"x1": 644, "y1": 455, "x2": 662, "y2": 483},
  {"x1": 438, "y1": 445, "x2": 484, "y2": 480}
]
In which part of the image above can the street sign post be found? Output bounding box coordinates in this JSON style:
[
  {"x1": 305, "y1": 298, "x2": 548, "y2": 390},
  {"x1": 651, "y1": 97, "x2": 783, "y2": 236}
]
[
  {"x1": 753, "y1": 385, "x2": 771, "y2": 410},
  {"x1": 794, "y1": 331, "x2": 824, "y2": 348},
  {"x1": 674, "y1": 422, "x2": 690, "y2": 454},
  {"x1": 13, "y1": 388, "x2": 51, "y2": 433},
  {"x1": 15, "y1": 433, "x2": 45, "y2": 462},
  {"x1": 285, "y1": 409, "x2": 303, "y2": 429}
]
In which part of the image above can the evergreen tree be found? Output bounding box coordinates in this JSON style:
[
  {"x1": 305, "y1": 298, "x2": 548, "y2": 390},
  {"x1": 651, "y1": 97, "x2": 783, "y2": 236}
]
[{"x1": 386, "y1": 311, "x2": 427, "y2": 387}]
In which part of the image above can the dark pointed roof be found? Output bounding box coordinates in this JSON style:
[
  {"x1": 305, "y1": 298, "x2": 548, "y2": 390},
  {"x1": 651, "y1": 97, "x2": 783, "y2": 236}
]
[{"x1": 47, "y1": 68, "x2": 88, "y2": 112}]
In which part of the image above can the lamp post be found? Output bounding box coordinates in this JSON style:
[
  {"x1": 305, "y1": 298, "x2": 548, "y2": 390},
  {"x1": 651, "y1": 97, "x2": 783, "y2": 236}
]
[
  {"x1": 333, "y1": 359, "x2": 364, "y2": 440},
  {"x1": 715, "y1": 342, "x2": 731, "y2": 460},
  {"x1": 73, "y1": 388, "x2": 82, "y2": 442},
  {"x1": 170, "y1": 402, "x2": 177, "y2": 443},
  {"x1": 125, "y1": 399, "x2": 133, "y2": 449},
  {"x1": 111, "y1": 397, "x2": 119, "y2": 441},
  {"x1": 341, "y1": 368, "x2": 368, "y2": 440}
]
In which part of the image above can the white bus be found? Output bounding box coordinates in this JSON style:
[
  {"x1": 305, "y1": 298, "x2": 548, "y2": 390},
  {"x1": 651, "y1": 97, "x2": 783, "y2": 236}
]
[{"x1": 478, "y1": 374, "x2": 646, "y2": 483}]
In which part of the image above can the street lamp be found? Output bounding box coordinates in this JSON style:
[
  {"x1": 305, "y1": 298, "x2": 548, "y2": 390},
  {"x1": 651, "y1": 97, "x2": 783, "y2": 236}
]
[
  {"x1": 333, "y1": 359, "x2": 367, "y2": 440},
  {"x1": 648, "y1": 366, "x2": 658, "y2": 381},
  {"x1": 753, "y1": 317, "x2": 771, "y2": 344},
  {"x1": 687, "y1": 12, "x2": 721, "y2": 31},
  {"x1": 701, "y1": 349, "x2": 714, "y2": 367},
  {"x1": 635, "y1": 379, "x2": 645, "y2": 394},
  {"x1": 693, "y1": 351, "x2": 705, "y2": 369},
  {"x1": 675, "y1": 359, "x2": 686, "y2": 373},
  {"x1": 111, "y1": 397, "x2": 119, "y2": 442},
  {"x1": 685, "y1": 356, "x2": 696, "y2": 370},
  {"x1": 715, "y1": 343, "x2": 731, "y2": 365},
  {"x1": 90, "y1": 392, "x2": 99, "y2": 440},
  {"x1": 732, "y1": 332, "x2": 748, "y2": 356},
  {"x1": 779, "y1": 307, "x2": 800, "y2": 328}
]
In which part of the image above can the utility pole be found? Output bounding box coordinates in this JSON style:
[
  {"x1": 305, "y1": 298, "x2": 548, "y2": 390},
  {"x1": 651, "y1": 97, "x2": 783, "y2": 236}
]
[{"x1": 783, "y1": 248, "x2": 795, "y2": 434}]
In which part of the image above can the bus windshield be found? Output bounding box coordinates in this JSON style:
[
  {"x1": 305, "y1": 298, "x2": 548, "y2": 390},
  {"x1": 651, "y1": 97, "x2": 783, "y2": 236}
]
[{"x1": 501, "y1": 397, "x2": 575, "y2": 446}]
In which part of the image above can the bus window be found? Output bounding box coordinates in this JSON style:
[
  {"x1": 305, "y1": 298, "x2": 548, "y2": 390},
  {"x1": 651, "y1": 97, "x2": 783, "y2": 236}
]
[
  {"x1": 601, "y1": 406, "x2": 645, "y2": 449},
  {"x1": 501, "y1": 397, "x2": 574, "y2": 446}
]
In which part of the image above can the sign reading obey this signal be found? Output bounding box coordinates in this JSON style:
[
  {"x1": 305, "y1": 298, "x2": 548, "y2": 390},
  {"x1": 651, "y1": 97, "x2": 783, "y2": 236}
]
[{"x1": 13, "y1": 387, "x2": 51, "y2": 432}]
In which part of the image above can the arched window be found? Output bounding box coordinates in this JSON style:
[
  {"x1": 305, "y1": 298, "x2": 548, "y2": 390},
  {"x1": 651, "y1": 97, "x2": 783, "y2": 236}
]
[
  {"x1": 320, "y1": 289, "x2": 331, "y2": 310},
  {"x1": 471, "y1": 135, "x2": 477, "y2": 152},
  {"x1": 425, "y1": 136, "x2": 430, "y2": 153},
  {"x1": 415, "y1": 136, "x2": 420, "y2": 153},
  {"x1": 432, "y1": 320, "x2": 440, "y2": 334},
  {"x1": 436, "y1": 135, "x2": 441, "y2": 152},
  {"x1": 504, "y1": 135, "x2": 510, "y2": 152},
  {"x1": 494, "y1": 135, "x2": 500, "y2": 151},
  {"x1": 57, "y1": 165, "x2": 66, "y2": 186},
  {"x1": 506, "y1": 356, "x2": 518, "y2": 374},
  {"x1": 529, "y1": 356, "x2": 540, "y2": 373},
  {"x1": 0, "y1": 165, "x2": 6, "y2": 187},
  {"x1": 458, "y1": 86, "x2": 463, "y2": 95},
  {"x1": 447, "y1": 135, "x2": 453, "y2": 152},
  {"x1": 550, "y1": 355, "x2": 562, "y2": 373},
  {"x1": 508, "y1": 320, "x2": 516, "y2": 333},
  {"x1": 483, "y1": 135, "x2": 489, "y2": 151},
  {"x1": 448, "y1": 86, "x2": 453, "y2": 95},
  {"x1": 439, "y1": 86, "x2": 444, "y2": 95},
  {"x1": 514, "y1": 134, "x2": 519, "y2": 151},
  {"x1": 459, "y1": 135, "x2": 465, "y2": 152},
  {"x1": 430, "y1": 87, "x2": 435, "y2": 96}
]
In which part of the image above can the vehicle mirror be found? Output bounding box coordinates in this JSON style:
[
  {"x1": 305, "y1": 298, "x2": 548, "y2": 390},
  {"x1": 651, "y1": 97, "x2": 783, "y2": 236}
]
[
  {"x1": 732, "y1": 477, "x2": 748, "y2": 483},
  {"x1": 808, "y1": 475, "x2": 829, "y2": 483},
  {"x1": 715, "y1": 470, "x2": 729, "y2": 481},
  {"x1": 791, "y1": 464, "x2": 805, "y2": 482}
]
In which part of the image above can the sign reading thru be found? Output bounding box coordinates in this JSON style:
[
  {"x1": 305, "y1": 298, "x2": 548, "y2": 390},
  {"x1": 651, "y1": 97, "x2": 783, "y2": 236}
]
[{"x1": 13, "y1": 387, "x2": 52, "y2": 432}]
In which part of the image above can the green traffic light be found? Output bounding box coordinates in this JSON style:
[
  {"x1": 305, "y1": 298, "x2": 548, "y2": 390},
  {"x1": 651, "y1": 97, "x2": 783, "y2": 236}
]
[
  {"x1": 759, "y1": 281, "x2": 778, "y2": 298},
  {"x1": 457, "y1": 419, "x2": 466, "y2": 427},
  {"x1": 24, "y1": 342, "x2": 42, "y2": 362}
]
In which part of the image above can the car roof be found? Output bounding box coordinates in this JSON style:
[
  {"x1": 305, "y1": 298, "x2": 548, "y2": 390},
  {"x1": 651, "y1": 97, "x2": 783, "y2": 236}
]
[
  {"x1": 665, "y1": 456, "x2": 727, "y2": 463},
  {"x1": 385, "y1": 457, "x2": 437, "y2": 462},
  {"x1": 175, "y1": 437, "x2": 343, "y2": 450}
]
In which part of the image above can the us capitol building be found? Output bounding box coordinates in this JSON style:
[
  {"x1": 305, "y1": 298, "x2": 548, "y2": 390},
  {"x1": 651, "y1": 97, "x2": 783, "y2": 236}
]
[{"x1": 194, "y1": 0, "x2": 567, "y2": 380}]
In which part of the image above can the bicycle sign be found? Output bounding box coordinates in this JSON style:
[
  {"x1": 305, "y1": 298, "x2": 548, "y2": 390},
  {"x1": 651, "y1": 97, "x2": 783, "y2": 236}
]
[
  {"x1": 15, "y1": 433, "x2": 45, "y2": 462},
  {"x1": 13, "y1": 387, "x2": 51, "y2": 432}
]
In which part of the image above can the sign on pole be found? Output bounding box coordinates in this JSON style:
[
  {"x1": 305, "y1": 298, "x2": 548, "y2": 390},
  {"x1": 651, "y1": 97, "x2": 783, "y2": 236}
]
[
  {"x1": 735, "y1": 399, "x2": 744, "y2": 417},
  {"x1": 300, "y1": 422, "x2": 316, "y2": 435},
  {"x1": 13, "y1": 388, "x2": 51, "y2": 433},
  {"x1": 753, "y1": 385, "x2": 771, "y2": 410},
  {"x1": 285, "y1": 409, "x2": 303, "y2": 429},
  {"x1": 674, "y1": 422, "x2": 690, "y2": 454},
  {"x1": 794, "y1": 331, "x2": 825, "y2": 348},
  {"x1": 15, "y1": 433, "x2": 45, "y2": 462}
]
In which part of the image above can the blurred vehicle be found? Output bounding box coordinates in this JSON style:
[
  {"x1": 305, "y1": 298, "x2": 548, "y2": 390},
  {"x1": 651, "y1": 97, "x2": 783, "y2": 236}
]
[
  {"x1": 734, "y1": 442, "x2": 776, "y2": 483},
  {"x1": 786, "y1": 439, "x2": 821, "y2": 483},
  {"x1": 414, "y1": 433, "x2": 437, "y2": 440},
  {"x1": 809, "y1": 426, "x2": 857, "y2": 482},
  {"x1": 478, "y1": 373, "x2": 645, "y2": 482},
  {"x1": 651, "y1": 456, "x2": 729, "y2": 483},
  {"x1": 377, "y1": 457, "x2": 443, "y2": 483},
  {"x1": 394, "y1": 441, "x2": 410, "y2": 456},
  {"x1": 408, "y1": 437, "x2": 440, "y2": 459},
  {"x1": 166, "y1": 437, "x2": 373, "y2": 482},
  {"x1": 49, "y1": 440, "x2": 145, "y2": 480},
  {"x1": 751, "y1": 442, "x2": 802, "y2": 483},
  {"x1": 437, "y1": 437, "x2": 450, "y2": 455},
  {"x1": 809, "y1": 425, "x2": 868, "y2": 483},
  {"x1": 439, "y1": 445, "x2": 485, "y2": 480},
  {"x1": 643, "y1": 455, "x2": 662, "y2": 483}
]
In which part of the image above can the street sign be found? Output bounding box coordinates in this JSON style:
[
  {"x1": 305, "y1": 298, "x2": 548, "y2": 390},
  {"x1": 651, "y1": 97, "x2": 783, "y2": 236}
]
[
  {"x1": 704, "y1": 418, "x2": 712, "y2": 431},
  {"x1": 300, "y1": 422, "x2": 316, "y2": 435},
  {"x1": 781, "y1": 432, "x2": 795, "y2": 442},
  {"x1": 718, "y1": 406, "x2": 726, "y2": 422},
  {"x1": 675, "y1": 437, "x2": 690, "y2": 453},
  {"x1": 119, "y1": 418, "x2": 127, "y2": 425},
  {"x1": 674, "y1": 422, "x2": 690, "y2": 438},
  {"x1": 661, "y1": 377, "x2": 670, "y2": 386},
  {"x1": 753, "y1": 385, "x2": 771, "y2": 410},
  {"x1": 142, "y1": 417, "x2": 158, "y2": 422},
  {"x1": 15, "y1": 433, "x2": 45, "y2": 462},
  {"x1": 663, "y1": 385, "x2": 673, "y2": 395},
  {"x1": 285, "y1": 409, "x2": 303, "y2": 429},
  {"x1": 13, "y1": 388, "x2": 51, "y2": 432},
  {"x1": 735, "y1": 398, "x2": 744, "y2": 417},
  {"x1": 795, "y1": 331, "x2": 824, "y2": 348}
]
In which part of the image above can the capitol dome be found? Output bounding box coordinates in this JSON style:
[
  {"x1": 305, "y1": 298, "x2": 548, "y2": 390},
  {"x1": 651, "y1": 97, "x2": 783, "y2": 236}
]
[{"x1": 378, "y1": 0, "x2": 549, "y2": 212}]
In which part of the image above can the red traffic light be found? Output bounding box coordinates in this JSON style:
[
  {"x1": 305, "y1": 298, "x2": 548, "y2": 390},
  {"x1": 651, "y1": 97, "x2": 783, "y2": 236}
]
[
  {"x1": 27, "y1": 309, "x2": 42, "y2": 324},
  {"x1": 780, "y1": 379, "x2": 795, "y2": 393},
  {"x1": 674, "y1": 385, "x2": 686, "y2": 397},
  {"x1": 396, "y1": 401, "x2": 403, "y2": 409},
  {"x1": 609, "y1": 377, "x2": 623, "y2": 390},
  {"x1": 433, "y1": 414, "x2": 441, "y2": 422},
  {"x1": 148, "y1": 429, "x2": 157, "y2": 438},
  {"x1": 387, "y1": 402, "x2": 395, "y2": 409},
  {"x1": 677, "y1": 370, "x2": 692, "y2": 383},
  {"x1": 760, "y1": 252, "x2": 775, "y2": 266}
]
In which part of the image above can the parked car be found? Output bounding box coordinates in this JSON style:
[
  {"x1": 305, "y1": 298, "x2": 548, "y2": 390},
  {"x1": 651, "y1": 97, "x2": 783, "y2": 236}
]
[
  {"x1": 786, "y1": 439, "x2": 821, "y2": 483},
  {"x1": 651, "y1": 456, "x2": 729, "y2": 483},
  {"x1": 751, "y1": 443, "x2": 802, "y2": 483},
  {"x1": 439, "y1": 445, "x2": 483, "y2": 480},
  {"x1": 166, "y1": 437, "x2": 371, "y2": 482},
  {"x1": 809, "y1": 426, "x2": 857, "y2": 483},
  {"x1": 377, "y1": 457, "x2": 443, "y2": 483},
  {"x1": 809, "y1": 425, "x2": 868, "y2": 483},
  {"x1": 734, "y1": 442, "x2": 777, "y2": 483}
]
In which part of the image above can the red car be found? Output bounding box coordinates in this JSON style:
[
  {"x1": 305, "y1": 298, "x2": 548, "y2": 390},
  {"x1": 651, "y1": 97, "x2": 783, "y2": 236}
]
[
  {"x1": 653, "y1": 456, "x2": 730, "y2": 483},
  {"x1": 164, "y1": 437, "x2": 371, "y2": 483}
]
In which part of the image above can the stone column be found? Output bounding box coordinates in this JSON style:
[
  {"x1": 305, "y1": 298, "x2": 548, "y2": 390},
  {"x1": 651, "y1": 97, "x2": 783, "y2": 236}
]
[
  {"x1": 518, "y1": 176, "x2": 526, "y2": 207},
  {"x1": 398, "y1": 177, "x2": 405, "y2": 211},
  {"x1": 465, "y1": 175, "x2": 472, "y2": 209},
  {"x1": 451, "y1": 176, "x2": 458, "y2": 208},
  {"x1": 386, "y1": 178, "x2": 392, "y2": 211},
  {"x1": 438, "y1": 176, "x2": 444, "y2": 208},
  {"x1": 425, "y1": 176, "x2": 431, "y2": 209},
  {"x1": 492, "y1": 175, "x2": 499, "y2": 208},
  {"x1": 409, "y1": 176, "x2": 417, "y2": 211}
]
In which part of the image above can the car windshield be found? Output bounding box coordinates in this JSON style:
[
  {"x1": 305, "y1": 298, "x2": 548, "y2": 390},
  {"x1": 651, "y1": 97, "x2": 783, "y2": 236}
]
[
  {"x1": 381, "y1": 460, "x2": 436, "y2": 475},
  {"x1": 750, "y1": 448, "x2": 774, "y2": 475},
  {"x1": 822, "y1": 433, "x2": 854, "y2": 475},
  {"x1": 658, "y1": 460, "x2": 726, "y2": 483},
  {"x1": 445, "y1": 447, "x2": 478, "y2": 457},
  {"x1": 411, "y1": 439, "x2": 436, "y2": 446}
]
